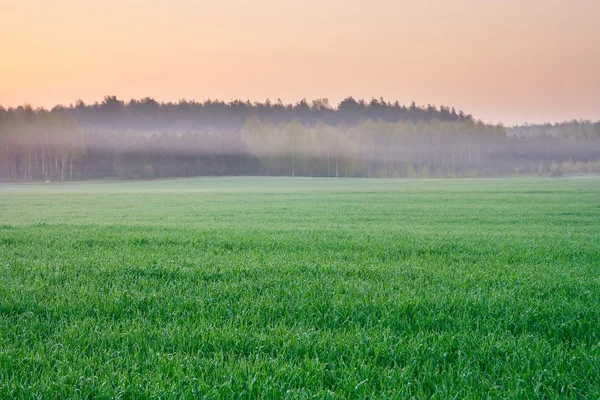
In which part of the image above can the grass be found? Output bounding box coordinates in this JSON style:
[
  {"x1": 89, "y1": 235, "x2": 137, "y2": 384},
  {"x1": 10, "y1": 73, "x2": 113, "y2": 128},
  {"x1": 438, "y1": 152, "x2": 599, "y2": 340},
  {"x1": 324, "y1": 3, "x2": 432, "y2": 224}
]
[{"x1": 1, "y1": 177, "x2": 599, "y2": 398}]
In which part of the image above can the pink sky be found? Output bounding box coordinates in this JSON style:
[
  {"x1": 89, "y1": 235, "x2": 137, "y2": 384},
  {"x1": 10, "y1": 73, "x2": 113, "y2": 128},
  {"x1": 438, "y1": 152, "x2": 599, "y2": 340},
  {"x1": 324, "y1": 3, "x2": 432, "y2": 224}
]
[{"x1": 1, "y1": 0, "x2": 599, "y2": 124}]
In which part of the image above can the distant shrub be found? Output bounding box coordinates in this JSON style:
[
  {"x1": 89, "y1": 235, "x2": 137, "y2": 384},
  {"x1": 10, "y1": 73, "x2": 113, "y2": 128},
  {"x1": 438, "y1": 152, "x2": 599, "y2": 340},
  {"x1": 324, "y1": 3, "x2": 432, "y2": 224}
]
[
  {"x1": 561, "y1": 159, "x2": 574, "y2": 174},
  {"x1": 586, "y1": 160, "x2": 594, "y2": 173},
  {"x1": 419, "y1": 165, "x2": 431, "y2": 178},
  {"x1": 463, "y1": 168, "x2": 480, "y2": 178},
  {"x1": 572, "y1": 161, "x2": 586, "y2": 174},
  {"x1": 550, "y1": 161, "x2": 562, "y2": 177},
  {"x1": 405, "y1": 164, "x2": 417, "y2": 178}
]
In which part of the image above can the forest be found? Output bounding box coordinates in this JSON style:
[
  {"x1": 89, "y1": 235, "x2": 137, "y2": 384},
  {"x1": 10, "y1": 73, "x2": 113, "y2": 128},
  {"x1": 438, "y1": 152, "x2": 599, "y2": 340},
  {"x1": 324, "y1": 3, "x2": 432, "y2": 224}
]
[{"x1": 1, "y1": 97, "x2": 600, "y2": 182}]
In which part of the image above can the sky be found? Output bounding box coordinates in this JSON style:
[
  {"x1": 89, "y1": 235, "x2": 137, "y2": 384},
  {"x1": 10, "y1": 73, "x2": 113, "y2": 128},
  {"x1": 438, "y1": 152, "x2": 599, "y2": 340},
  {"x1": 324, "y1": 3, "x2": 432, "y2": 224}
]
[{"x1": 1, "y1": 0, "x2": 599, "y2": 124}]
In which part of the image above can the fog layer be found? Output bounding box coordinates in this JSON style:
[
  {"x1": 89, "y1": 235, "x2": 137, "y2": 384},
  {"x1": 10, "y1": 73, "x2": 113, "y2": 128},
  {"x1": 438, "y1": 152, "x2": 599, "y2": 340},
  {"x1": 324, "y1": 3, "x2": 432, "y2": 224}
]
[{"x1": 1, "y1": 97, "x2": 599, "y2": 181}]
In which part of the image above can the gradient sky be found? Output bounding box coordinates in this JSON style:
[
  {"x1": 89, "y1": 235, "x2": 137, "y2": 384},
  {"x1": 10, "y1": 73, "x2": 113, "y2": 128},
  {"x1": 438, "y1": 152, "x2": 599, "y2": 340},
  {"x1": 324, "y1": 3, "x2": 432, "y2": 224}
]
[{"x1": 1, "y1": 0, "x2": 599, "y2": 124}]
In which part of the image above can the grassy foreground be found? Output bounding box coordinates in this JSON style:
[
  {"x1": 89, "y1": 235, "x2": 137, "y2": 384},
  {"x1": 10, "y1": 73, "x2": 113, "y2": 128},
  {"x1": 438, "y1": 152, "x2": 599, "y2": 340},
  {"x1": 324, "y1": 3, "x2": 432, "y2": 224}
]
[{"x1": 1, "y1": 177, "x2": 599, "y2": 398}]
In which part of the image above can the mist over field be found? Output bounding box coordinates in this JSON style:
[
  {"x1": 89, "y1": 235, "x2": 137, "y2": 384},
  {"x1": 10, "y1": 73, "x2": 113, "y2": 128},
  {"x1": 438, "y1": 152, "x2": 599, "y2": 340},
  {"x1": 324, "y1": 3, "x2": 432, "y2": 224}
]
[{"x1": 1, "y1": 97, "x2": 600, "y2": 182}]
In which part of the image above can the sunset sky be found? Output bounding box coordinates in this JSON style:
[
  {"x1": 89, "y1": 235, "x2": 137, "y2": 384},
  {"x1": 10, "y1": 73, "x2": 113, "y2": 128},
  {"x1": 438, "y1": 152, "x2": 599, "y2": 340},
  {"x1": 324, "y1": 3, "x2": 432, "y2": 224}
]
[{"x1": 1, "y1": 0, "x2": 599, "y2": 124}]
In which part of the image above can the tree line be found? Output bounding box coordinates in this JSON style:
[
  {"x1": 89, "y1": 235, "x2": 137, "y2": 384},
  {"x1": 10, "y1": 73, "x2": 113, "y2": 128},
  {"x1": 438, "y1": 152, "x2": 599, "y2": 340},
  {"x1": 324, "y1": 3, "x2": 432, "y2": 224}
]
[
  {"x1": 507, "y1": 120, "x2": 600, "y2": 139},
  {"x1": 51, "y1": 96, "x2": 474, "y2": 132},
  {"x1": 240, "y1": 118, "x2": 600, "y2": 178},
  {"x1": 1, "y1": 99, "x2": 599, "y2": 182},
  {"x1": 0, "y1": 106, "x2": 83, "y2": 182}
]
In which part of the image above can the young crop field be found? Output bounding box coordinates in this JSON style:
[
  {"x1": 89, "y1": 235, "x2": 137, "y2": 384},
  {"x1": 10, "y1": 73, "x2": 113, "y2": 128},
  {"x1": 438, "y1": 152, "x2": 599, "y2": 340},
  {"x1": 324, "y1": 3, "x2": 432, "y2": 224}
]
[{"x1": 1, "y1": 177, "x2": 599, "y2": 398}]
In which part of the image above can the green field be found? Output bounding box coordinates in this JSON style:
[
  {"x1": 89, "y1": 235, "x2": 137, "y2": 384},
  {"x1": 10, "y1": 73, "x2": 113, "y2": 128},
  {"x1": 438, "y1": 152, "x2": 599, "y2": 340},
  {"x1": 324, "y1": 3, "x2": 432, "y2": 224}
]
[{"x1": 1, "y1": 177, "x2": 599, "y2": 398}]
